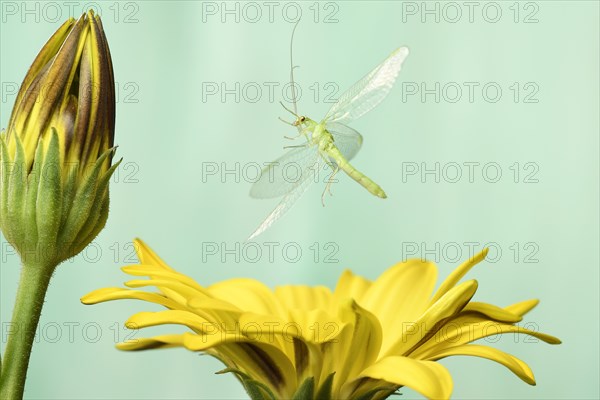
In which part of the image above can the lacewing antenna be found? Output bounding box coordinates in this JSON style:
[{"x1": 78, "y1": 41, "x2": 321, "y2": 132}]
[{"x1": 288, "y1": 20, "x2": 301, "y2": 125}]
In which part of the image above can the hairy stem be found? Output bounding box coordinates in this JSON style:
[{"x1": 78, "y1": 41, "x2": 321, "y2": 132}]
[{"x1": 0, "y1": 261, "x2": 55, "y2": 400}]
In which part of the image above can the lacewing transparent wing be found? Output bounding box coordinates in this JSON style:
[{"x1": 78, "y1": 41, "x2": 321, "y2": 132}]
[
  {"x1": 250, "y1": 144, "x2": 317, "y2": 199},
  {"x1": 323, "y1": 47, "x2": 409, "y2": 125},
  {"x1": 248, "y1": 152, "x2": 323, "y2": 240},
  {"x1": 326, "y1": 122, "x2": 363, "y2": 164}
]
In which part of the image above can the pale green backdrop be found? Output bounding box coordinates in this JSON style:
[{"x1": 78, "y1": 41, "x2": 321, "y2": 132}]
[{"x1": 1, "y1": 1, "x2": 598, "y2": 399}]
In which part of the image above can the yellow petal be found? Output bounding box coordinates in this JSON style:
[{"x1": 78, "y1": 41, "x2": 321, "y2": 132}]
[
  {"x1": 129, "y1": 238, "x2": 204, "y2": 302},
  {"x1": 332, "y1": 269, "x2": 372, "y2": 304},
  {"x1": 386, "y1": 280, "x2": 478, "y2": 357},
  {"x1": 354, "y1": 356, "x2": 453, "y2": 400},
  {"x1": 208, "y1": 278, "x2": 287, "y2": 317},
  {"x1": 324, "y1": 300, "x2": 383, "y2": 397},
  {"x1": 430, "y1": 248, "x2": 488, "y2": 304},
  {"x1": 186, "y1": 297, "x2": 245, "y2": 329},
  {"x1": 235, "y1": 312, "x2": 293, "y2": 353},
  {"x1": 122, "y1": 265, "x2": 207, "y2": 293},
  {"x1": 185, "y1": 334, "x2": 297, "y2": 398},
  {"x1": 463, "y1": 302, "x2": 522, "y2": 323},
  {"x1": 125, "y1": 279, "x2": 207, "y2": 305},
  {"x1": 238, "y1": 310, "x2": 343, "y2": 345},
  {"x1": 116, "y1": 334, "x2": 185, "y2": 351},
  {"x1": 359, "y1": 259, "x2": 437, "y2": 354},
  {"x1": 427, "y1": 344, "x2": 536, "y2": 385},
  {"x1": 275, "y1": 285, "x2": 332, "y2": 311},
  {"x1": 290, "y1": 308, "x2": 345, "y2": 344},
  {"x1": 133, "y1": 238, "x2": 174, "y2": 271},
  {"x1": 223, "y1": 342, "x2": 298, "y2": 398},
  {"x1": 125, "y1": 310, "x2": 209, "y2": 332},
  {"x1": 129, "y1": 239, "x2": 196, "y2": 303},
  {"x1": 187, "y1": 297, "x2": 242, "y2": 314},
  {"x1": 414, "y1": 314, "x2": 562, "y2": 358},
  {"x1": 183, "y1": 331, "x2": 243, "y2": 351},
  {"x1": 505, "y1": 299, "x2": 539, "y2": 317},
  {"x1": 234, "y1": 309, "x2": 346, "y2": 388},
  {"x1": 80, "y1": 287, "x2": 182, "y2": 310}
]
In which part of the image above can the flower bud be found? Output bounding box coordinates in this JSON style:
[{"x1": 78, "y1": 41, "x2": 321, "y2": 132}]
[{"x1": 0, "y1": 11, "x2": 119, "y2": 266}]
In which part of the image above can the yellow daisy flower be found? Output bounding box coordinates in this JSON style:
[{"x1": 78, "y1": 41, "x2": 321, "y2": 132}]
[{"x1": 82, "y1": 240, "x2": 560, "y2": 400}]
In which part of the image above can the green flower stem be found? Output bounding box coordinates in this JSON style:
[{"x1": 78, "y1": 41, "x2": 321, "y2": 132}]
[{"x1": 0, "y1": 260, "x2": 56, "y2": 400}]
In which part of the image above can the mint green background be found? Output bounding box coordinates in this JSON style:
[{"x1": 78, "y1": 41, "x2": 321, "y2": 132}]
[{"x1": 1, "y1": 1, "x2": 598, "y2": 399}]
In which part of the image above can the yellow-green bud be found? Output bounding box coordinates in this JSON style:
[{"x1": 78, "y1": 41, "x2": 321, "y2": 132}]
[{"x1": 0, "y1": 11, "x2": 119, "y2": 267}]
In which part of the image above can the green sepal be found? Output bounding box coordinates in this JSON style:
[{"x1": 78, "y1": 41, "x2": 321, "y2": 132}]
[
  {"x1": 5, "y1": 134, "x2": 27, "y2": 249},
  {"x1": 59, "y1": 161, "x2": 78, "y2": 231},
  {"x1": 0, "y1": 134, "x2": 11, "y2": 227},
  {"x1": 70, "y1": 192, "x2": 108, "y2": 257},
  {"x1": 353, "y1": 386, "x2": 399, "y2": 400},
  {"x1": 56, "y1": 146, "x2": 111, "y2": 247},
  {"x1": 292, "y1": 377, "x2": 315, "y2": 400},
  {"x1": 35, "y1": 129, "x2": 62, "y2": 260},
  {"x1": 23, "y1": 140, "x2": 44, "y2": 248},
  {"x1": 75, "y1": 155, "x2": 120, "y2": 248},
  {"x1": 242, "y1": 379, "x2": 276, "y2": 400},
  {"x1": 314, "y1": 372, "x2": 335, "y2": 400},
  {"x1": 217, "y1": 368, "x2": 277, "y2": 400}
]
